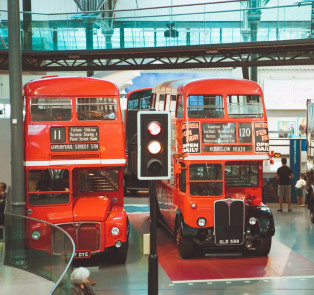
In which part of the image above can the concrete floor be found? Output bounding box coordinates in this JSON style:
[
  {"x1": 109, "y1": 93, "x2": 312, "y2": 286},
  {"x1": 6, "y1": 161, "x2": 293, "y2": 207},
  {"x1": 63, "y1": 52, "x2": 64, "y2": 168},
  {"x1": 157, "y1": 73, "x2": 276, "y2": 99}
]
[{"x1": 1, "y1": 193, "x2": 314, "y2": 295}]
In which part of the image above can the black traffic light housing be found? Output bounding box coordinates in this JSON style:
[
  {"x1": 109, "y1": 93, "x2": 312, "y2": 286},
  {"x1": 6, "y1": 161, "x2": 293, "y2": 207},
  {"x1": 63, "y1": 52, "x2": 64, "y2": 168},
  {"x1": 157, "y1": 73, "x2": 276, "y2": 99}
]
[{"x1": 137, "y1": 111, "x2": 170, "y2": 180}]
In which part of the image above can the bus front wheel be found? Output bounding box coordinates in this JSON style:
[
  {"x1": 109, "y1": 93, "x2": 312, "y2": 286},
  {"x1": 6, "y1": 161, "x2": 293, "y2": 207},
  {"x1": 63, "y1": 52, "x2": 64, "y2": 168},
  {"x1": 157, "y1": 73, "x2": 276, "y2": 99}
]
[
  {"x1": 176, "y1": 222, "x2": 194, "y2": 259},
  {"x1": 112, "y1": 240, "x2": 129, "y2": 264},
  {"x1": 254, "y1": 236, "x2": 272, "y2": 256}
]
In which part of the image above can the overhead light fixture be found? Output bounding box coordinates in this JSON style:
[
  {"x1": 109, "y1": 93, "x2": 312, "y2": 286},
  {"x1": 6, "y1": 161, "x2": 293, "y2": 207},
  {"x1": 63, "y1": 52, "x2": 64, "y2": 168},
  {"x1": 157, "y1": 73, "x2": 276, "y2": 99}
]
[{"x1": 164, "y1": 22, "x2": 179, "y2": 38}]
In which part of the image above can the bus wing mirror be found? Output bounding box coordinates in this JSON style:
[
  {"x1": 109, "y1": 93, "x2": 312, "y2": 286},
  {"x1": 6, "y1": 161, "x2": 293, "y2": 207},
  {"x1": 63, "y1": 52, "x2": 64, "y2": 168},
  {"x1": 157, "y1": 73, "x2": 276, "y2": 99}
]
[{"x1": 174, "y1": 163, "x2": 182, "y2": 175}]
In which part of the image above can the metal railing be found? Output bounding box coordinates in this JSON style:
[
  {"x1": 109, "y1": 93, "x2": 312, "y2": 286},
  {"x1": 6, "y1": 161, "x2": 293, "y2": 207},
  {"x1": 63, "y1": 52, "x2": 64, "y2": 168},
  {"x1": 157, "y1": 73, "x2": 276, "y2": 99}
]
[
  {"x1": 3, "y1": 188, "x2": 75, "y2": 295},
  {"x1": 0, "y1": 0, "x2": 312, "y2": 51}
]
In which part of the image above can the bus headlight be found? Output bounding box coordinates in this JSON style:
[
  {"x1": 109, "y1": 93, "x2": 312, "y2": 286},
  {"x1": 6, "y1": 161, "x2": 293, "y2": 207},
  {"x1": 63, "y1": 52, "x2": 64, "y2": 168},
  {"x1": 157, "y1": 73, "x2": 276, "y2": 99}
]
[
  {"x1": 249, "y1": 217, "x2": 257, "y2": 225},
  {"x1": 197, "y1": 218, "x2": 206, "y2": 227},
  {"x1": 111, "y1": 226, "x2": 120, "y2": 236},
  {"x1": 32, "y1": 231, "x2": 41, "y2": 240}
]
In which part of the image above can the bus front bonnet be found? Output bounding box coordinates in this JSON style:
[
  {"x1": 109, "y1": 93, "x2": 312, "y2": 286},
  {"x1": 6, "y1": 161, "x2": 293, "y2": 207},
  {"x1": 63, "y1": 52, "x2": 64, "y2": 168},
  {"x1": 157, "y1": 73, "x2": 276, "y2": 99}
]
[{"x1": 73, "y1": 196, "x2": 110, "y2": 221}]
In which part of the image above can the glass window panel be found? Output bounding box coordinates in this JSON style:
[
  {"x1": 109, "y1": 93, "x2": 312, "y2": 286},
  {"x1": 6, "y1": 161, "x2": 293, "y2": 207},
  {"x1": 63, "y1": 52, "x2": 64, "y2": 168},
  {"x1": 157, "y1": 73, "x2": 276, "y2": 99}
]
[
  {"x1": 159, "y1": 94, "x2": 165, "y2": 110},
  {"x1": 190, "y1": 182, "x2": 223, "y2": 196},
  {"x1": 189, "y1": 164, "x2": 222, "y2": 180},
  {"x1": 170, "y1": 95, "x2": 177, "y2": 116},
  {"x1": 28, "y1": 169, "x2": 70, "y2": 205},
  {"x1": 31, "y1": 98, "x2": 72, "y2": 121},
  {"x1": 188, "y1": 95, "x2": 224, "y2": 118},
  {"x1": 177, "y1": 95, "x2": 184, "y2": 118},
  {"x1": 227, "y1": 95, "x2": 263, "y2": 118},
  {"x1": 77, "y1": 97, "x2": 116, "y2": 120},
  {"x1": 189, "y1": 164, "x2": 223, "y2": 196},
  {"x1": 78, "y1": 169, "x2": 118, "y2": 192},
  {"x1": 225, "y1": 164, "x2": 258, "y2": 187}
]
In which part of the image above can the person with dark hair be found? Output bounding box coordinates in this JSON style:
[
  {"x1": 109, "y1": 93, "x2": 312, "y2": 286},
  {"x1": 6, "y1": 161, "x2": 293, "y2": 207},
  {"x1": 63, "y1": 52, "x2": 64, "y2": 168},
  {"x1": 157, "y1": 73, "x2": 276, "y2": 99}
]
[
  {"x1": 70, "y1": 267, "x2": 96, "y2": 295},
  {"x1": 0, "y1": 182, "x2": 7, "y2": 225},
  {"x1": 276, "y1": 158, "x2": 293, "y2": 212}
]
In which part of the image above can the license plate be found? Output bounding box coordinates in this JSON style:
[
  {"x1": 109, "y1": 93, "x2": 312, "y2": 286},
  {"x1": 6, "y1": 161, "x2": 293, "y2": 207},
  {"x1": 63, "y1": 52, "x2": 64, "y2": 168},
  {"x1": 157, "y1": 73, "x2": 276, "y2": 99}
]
[{"x1": 74, "y1": 251, "x2": 91, "y2": 259}]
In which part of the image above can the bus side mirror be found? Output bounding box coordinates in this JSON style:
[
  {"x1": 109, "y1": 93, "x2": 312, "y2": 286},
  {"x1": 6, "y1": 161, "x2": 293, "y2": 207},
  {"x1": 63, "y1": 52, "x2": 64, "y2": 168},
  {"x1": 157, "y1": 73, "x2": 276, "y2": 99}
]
[{"x1": 174, "y1": 163, "x2": 181, "y2": 175}]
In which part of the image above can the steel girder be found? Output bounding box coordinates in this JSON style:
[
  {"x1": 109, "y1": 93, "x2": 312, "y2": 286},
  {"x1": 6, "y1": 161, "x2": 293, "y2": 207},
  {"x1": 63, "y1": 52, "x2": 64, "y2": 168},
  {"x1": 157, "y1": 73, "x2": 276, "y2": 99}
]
[{"x1": 0, "y1": 39, "x2": 314, "y2": 72}]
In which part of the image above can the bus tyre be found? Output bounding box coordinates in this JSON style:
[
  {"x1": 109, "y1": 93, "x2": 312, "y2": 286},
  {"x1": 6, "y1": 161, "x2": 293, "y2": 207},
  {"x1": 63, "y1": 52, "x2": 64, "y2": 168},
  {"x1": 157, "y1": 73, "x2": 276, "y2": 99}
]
[
  {"x1": 254, "y1": 236, "x2": 272, "y2": 256},
  {"x1": 176, "y1": 223, "x2": 194, "y2": 259},
  {"x1": 113, "y1": 240, "x2": 129, "y2": 264}
]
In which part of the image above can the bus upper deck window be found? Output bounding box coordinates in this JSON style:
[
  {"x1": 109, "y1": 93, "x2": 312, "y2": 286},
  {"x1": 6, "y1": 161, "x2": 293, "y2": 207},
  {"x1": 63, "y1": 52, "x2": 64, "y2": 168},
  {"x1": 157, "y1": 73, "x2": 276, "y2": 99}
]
[
  {"x1": 159, "y1": 94, "x2": 165, "y2": 110},
  {"x1": 30, "y1": 98, "x2": 72, "y2": 122},
  {"x1": 77, "y1": 97, "x2": 117, "y2": 121},
  {"x1": 177, "y1": 95, "x2": 184, "y2": 118},
  {"x1": 227, "y1": 95, "x2": 263, "y2": 118},
  {"x1": 188, "y1": 95, "x2": 224, "y2": 119},
  {"x1": 170, "y1": 95, "x2": 177, "y2": 117}
]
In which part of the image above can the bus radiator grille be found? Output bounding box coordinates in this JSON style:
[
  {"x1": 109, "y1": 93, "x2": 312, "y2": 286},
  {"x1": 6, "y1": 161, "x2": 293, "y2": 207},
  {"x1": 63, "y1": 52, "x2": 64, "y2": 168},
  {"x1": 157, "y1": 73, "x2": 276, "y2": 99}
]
[
  {"x1": 214, "y1": 199, "x2": 244, "y2": 246},
  {"x1": 54, "y1": 222, "x2": 101, "y2": 253}
]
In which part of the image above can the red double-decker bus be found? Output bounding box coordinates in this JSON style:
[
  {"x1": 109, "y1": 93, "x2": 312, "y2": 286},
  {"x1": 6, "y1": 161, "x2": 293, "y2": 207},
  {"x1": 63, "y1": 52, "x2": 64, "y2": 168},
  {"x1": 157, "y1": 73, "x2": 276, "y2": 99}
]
[
  {"x1": 151, "y1": 78, "x2": 275, "y2": 258},
  {"x1": 24, "y1": 76, "x2": 129, "y2": 263}
]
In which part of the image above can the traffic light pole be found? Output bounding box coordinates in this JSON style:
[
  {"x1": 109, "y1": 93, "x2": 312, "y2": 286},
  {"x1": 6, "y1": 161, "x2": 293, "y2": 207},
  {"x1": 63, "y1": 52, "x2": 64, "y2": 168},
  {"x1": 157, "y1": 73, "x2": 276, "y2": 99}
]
[{"x1": 148, "y1": 180, "x2": 158, "y2": 295}]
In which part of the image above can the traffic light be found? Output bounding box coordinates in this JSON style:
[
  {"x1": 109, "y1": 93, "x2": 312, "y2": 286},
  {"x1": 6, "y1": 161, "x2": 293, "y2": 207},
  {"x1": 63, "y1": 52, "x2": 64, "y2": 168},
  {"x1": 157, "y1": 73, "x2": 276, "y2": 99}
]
[{"x1": 137, "y1": 111, "x2": 170, "y2": 180}]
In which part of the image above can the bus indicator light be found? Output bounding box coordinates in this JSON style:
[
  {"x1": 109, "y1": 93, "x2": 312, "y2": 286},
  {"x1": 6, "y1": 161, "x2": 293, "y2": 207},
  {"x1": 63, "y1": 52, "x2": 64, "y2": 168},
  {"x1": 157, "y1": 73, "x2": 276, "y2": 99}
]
[{"x1": 137, "y1": 111, "x2": 170, "y2": 180}]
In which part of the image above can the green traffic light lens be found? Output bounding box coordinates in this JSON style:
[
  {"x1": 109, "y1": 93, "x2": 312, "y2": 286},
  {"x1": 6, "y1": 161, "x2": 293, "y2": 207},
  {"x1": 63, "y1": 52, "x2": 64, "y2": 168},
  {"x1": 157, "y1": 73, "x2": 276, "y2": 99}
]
[{"x1": 147, "y1": 159, "x2": 162, "y2": 174}]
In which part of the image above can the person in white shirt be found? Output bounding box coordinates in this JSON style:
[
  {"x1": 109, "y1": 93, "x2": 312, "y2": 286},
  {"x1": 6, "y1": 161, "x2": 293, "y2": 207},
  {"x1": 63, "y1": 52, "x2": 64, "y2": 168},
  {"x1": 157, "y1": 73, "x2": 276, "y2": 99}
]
[{"x1": 295, "y1": 174, "x2": 306, "y2": 207}]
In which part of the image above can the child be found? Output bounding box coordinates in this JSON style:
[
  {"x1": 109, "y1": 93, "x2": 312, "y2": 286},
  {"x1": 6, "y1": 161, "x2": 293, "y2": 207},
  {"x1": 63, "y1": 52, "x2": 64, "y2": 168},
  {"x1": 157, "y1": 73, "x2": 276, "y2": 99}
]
[{"x1": 295, "y1": 174, "x2": 306, "y2": 207}]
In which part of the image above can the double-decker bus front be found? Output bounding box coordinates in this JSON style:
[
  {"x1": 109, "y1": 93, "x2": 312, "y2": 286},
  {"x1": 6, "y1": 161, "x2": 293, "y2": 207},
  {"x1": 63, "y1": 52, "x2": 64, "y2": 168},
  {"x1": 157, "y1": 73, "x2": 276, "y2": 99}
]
[
  {"x1": 152, "y1": 78, "x2": 275, "y2": 258},
  {"x1": 24, "y1": 76, "x2": 128, "y2": 264}
]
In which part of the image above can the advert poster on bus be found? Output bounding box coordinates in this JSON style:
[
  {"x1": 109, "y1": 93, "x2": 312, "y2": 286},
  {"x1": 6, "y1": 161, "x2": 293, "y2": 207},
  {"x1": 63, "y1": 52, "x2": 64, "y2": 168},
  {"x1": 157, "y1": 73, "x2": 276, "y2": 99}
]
[
  {"x1": 254, "y1": 121, "x2": 269, "y2": 152},
  {"x1": 182, "y1": 122, "x2": 200, "y2": 153},
  {"x1": 202, "y1": 123, "x2": 236, "y2": 144}
]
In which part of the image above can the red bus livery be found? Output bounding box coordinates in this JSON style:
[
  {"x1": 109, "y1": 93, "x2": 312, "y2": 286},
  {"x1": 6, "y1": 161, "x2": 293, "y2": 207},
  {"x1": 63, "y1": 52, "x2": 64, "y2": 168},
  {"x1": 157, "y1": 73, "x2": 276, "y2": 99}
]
[
  {"x1": 24, "y1": 76, "x2": 129, "y2": 263},
  {"x1": 151, "y1": 78, "x2": 275, "y2": 258}
]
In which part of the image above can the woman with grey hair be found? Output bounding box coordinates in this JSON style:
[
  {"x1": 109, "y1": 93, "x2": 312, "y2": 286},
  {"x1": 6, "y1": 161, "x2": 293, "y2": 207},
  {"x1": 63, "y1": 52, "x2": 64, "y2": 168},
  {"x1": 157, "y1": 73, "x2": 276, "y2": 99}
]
[{"x1": 70, "y1": 267, "x2": 96, "y2": 295}]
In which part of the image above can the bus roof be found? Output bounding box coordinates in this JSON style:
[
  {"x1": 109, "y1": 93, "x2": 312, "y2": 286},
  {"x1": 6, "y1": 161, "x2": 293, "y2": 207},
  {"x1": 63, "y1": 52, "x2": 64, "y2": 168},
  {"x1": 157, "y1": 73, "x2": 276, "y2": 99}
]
[
  {"x1": 24, "y1": 76, "x2": 119, "y2": 97},
  {"x1": 152, "y1": 78, "x2": 263, "y2": 96}
]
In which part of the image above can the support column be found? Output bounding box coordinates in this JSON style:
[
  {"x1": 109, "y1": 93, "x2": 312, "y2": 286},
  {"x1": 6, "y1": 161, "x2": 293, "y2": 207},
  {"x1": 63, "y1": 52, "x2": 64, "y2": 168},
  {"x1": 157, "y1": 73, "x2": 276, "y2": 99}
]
[{"x1": 8, "y1": 0, "x2": 27, "y2": 267}]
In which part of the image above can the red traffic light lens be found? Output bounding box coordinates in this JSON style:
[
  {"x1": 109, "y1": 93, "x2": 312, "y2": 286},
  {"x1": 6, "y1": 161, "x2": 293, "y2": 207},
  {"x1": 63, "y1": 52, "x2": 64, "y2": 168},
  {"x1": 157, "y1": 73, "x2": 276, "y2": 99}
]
[{"x1": 147, "y1": 121, "x2": 162, "y2": 135}]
